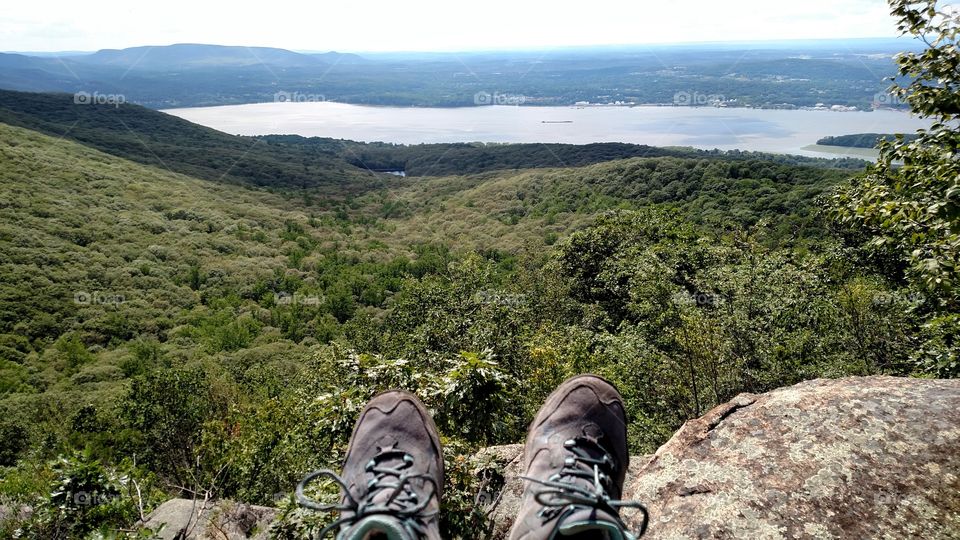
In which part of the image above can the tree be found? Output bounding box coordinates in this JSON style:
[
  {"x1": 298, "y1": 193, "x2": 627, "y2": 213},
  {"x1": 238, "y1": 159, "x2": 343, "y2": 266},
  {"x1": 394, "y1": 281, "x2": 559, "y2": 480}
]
[
  {"x1": 122, "y1": 366, "x2": 224, "y2": 491},
  {"x1": 831, "y1": 0, "x2": 959, "y2": 375}
]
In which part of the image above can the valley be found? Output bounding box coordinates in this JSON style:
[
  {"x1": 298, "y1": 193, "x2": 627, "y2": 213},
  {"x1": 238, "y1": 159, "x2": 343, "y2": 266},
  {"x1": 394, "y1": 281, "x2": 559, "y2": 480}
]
[{"x1": 0, "y1": 2, "x2": 957, "y2": 538}]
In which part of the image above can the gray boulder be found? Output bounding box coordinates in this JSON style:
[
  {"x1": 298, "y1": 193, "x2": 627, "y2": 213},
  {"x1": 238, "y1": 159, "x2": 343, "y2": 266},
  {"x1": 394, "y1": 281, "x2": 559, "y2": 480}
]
[
  {"x1": 626, "y1": 376, "x2": 960, "y2": 538},
  {"x1": 484, "y1": 376, "x2": 960, "y2": 539},
  {"x1": 142, "y1": 498, "x2": 278, "y2": 540}
]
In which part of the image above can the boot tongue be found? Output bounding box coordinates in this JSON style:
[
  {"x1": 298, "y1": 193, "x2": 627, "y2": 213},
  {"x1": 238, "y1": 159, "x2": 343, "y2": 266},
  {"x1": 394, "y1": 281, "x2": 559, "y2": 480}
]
[
  {"x1": 556, "y1": 436, "x2": 619, "y2": 498},
  {"x1": 366, "y1": 459, "x2": 413, "y2": 509},
  {"x1": 340, "y1": 451, "x2": 434, "y2": 540},
  {"x1": 347, "y1": 452, "x2": 419, "y2": 540},
  {"x1": 556, "y1": 506, "x2": 628, "y2": 540},
  {"x1": 363, "y1": 452, "x2": 429, "y2": 514}
]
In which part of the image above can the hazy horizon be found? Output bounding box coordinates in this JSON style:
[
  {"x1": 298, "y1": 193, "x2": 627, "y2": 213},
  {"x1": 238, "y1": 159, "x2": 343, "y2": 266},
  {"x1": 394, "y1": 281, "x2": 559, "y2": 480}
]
[
  {"x1": 2, "y1": 0, "x2": 910, "y2": 53},
  {"x1": 1, "y1": 35, "x2": 923, "y2": 57}
]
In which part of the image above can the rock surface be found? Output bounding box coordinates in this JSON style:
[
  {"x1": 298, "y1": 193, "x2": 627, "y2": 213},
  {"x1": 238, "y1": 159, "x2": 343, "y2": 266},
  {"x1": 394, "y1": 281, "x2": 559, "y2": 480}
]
[
  {"x1": 483, "y1": 376, "x2": 960, "y2": 539},
  {"x1": 142, "y1": 498, "x2": 278, "y2": 540},
  {"x1": 623, "y1": 376, "x2": 960, "y2": 539}
]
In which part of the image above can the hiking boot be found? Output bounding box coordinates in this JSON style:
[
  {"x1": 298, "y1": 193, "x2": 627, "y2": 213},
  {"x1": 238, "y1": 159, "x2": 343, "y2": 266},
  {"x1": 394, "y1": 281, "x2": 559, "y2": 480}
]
[
  {"x1": 508, "y1": 374, "x2": 648, "y2": 540},
  {"x1": 297, "y1": 390, "x2": 444, "y2": 540}
]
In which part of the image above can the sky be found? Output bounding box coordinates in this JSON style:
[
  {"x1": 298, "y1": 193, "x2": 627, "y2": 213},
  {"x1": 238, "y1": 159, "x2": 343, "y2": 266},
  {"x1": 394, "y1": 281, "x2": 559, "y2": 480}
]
[{"x1": 1, "y1": 0, "x2": 905, "y2": 53}]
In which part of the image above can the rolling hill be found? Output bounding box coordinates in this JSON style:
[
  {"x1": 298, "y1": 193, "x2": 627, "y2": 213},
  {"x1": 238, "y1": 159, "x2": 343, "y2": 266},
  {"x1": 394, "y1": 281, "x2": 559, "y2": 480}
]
[
  {"x1": 0, "y1": 89, "x2": 376, "y2": 191},
  {"x1": 0, "y1": 90, "x2": 866, "y2": 196},
  {"x1": 70, "y1": 44, "x2": 332, "y2": 70}
]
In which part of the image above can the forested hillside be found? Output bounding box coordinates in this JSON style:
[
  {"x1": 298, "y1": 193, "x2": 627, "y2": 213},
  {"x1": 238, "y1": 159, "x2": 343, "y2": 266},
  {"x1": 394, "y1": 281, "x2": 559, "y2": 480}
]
[
  {"x1": 0, "y1": 90, "x2": 867, "y2": 189},
  {"x1": 0, "y1": 118, "x2": 935, "y2": 538},
  {"x1": 0, "y1": 90, "x2": 375, "y2": 191},
  {"x1": 260, "y1": 135, "x2": 869, "y2": 176},
  {"x1": 817, "y1": 132, "x2": 921, "y2": 148}
]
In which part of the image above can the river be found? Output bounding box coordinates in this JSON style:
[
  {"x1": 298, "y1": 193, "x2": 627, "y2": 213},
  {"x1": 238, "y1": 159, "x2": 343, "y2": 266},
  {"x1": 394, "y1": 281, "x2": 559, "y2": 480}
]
[{"x1": 163, "y1": 102, "x2": 932, "y2": 160}]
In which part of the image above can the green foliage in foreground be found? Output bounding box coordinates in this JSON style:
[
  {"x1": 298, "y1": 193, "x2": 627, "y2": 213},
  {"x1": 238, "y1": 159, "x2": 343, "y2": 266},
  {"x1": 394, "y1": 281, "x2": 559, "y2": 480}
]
[{"x1": 831, "y1": 0, "x2": 960, "y2": 376}]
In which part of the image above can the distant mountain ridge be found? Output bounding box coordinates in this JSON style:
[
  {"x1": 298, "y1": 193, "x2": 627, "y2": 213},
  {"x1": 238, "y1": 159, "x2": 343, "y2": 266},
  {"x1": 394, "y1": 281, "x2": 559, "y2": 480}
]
[
  {"x1": 70, "y1": 43, "x2": 351, "y2": 70},
  {"x1": 0, "y1": 41, "x2": 912, "y2": 109},
  {"x1": 305, "y1": 51, "x2": 368, "y2": 64},
  {"x1": 0, "y1": 45, "x2": 372, "y2": 107}
]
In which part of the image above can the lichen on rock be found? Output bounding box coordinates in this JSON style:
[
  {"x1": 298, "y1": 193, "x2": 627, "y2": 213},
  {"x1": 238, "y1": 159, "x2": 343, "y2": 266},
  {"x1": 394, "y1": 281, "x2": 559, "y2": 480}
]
[{"x1": 624, "y1": 376, "x2": 960, "y2": 539}]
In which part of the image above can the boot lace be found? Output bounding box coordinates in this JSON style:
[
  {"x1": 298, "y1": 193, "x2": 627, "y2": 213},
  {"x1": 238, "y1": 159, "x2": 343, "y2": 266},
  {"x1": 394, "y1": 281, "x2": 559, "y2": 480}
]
[
  {"x1": 520, "y1": 437, "x2": 649, "y2": 539},
  {"x1": 296, "y1": 447, "x2": 439, "y2": 539}
]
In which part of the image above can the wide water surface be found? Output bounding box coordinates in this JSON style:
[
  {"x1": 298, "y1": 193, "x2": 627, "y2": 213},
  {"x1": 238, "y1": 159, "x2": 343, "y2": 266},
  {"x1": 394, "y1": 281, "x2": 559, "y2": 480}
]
[{"x1": 164, "y1": 102, "x2": 932, "y2": 159}]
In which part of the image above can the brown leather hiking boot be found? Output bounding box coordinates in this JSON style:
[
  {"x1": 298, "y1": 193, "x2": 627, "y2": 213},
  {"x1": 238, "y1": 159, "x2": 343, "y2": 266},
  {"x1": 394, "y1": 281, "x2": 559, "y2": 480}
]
[
  {"x1": 508, "y1": 374, "x2": 648, "y2": 540},
  {"x1": 297, "y1": 390, "x2": 444, "y2": 540}
]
